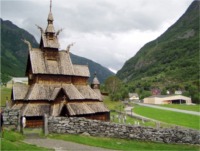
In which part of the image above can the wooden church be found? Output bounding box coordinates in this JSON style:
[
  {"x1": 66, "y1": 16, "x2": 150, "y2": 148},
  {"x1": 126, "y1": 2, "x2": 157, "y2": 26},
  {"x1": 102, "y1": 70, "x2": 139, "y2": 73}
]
[{"x1": 11, "y1": 1, "x2": 110, "y2": 127}]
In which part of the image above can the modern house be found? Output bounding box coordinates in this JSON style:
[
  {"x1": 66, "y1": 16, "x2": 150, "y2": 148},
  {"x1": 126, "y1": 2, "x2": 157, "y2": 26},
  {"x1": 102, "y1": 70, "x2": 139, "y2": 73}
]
[
  {"x1": 143, "y1": 95, "x2": 192, "y2": 104},
  {"x1": 129, "y1": 93, "x2": 139, "y2": 101}
]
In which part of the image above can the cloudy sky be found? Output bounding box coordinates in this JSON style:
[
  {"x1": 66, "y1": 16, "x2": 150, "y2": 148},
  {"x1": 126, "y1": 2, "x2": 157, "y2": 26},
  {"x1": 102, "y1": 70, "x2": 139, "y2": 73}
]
[{"x1": 1, "y1": 0, "x2": 193, "y2": 73}]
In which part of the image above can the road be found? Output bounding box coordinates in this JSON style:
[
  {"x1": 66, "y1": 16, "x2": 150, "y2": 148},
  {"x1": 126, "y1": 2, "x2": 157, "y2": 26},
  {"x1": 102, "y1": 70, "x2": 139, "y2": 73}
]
[
  {"x1": 24, "y1": 138, "x2": 117, "y2": 151},
  {"x1": 136, "y1": 103, "x2": 200, "y2": 116}
]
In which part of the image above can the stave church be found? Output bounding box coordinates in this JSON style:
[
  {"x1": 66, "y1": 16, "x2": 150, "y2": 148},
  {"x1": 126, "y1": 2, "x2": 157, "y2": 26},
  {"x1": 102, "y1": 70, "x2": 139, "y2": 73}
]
[{"x1": 11, "y1": 1, "x2": 110, "y2": 127}]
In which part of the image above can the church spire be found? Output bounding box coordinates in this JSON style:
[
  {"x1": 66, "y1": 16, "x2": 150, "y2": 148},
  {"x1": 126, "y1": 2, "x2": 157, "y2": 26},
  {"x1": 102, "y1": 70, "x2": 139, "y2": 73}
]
[
  {"x1": 46, "y1": 0, "x2": 55, "y2": 33},
  {"x1": 91, "y1": 72, "x2": 100, "y2": 89},
  {"x1": 39, "y1": 0, "x2": 60, "y2": 49},
  {"x1": 50, "y1": 0, "x2": 52, "y2": 12}
]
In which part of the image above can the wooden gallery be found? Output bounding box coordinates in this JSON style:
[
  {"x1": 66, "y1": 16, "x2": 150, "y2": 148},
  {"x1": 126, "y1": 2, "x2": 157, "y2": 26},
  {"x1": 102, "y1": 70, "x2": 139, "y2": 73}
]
[{"x1": 11, "y1": 2, "x2": 110, "y2": 128}]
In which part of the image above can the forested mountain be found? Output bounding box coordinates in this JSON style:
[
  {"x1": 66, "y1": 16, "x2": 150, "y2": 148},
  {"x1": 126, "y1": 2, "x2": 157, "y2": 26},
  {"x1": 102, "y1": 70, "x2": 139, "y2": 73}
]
[
  {"x1": 1, "y1": 19, "x2": 114, "y2": 83},
  {"x1": 70, "y1": 53, "x2": 114, "y2": 83},
  {"x1": 117, "y1": 1, "x2": 199, "y2": 102},
  {"x1": 1, "y1": 19, "x2": 38, "y2": 82}
]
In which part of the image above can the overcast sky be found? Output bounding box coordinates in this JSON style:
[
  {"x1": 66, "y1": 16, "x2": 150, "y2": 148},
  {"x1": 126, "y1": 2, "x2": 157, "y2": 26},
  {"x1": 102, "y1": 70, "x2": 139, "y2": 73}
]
[{"x1": 1, "y1": 0, "x2": 193, "y2": 73}]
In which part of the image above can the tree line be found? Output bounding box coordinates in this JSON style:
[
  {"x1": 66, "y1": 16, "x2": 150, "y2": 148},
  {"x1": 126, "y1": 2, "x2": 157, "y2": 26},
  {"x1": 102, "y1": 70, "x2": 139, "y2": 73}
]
[{"x1": 102, "y1": 76, "x2": 200, "y2": 104}]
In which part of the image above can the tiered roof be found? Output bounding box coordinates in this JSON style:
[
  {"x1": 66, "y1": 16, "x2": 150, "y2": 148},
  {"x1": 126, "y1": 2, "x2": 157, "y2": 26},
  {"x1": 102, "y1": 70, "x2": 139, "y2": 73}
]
[
  {"x1": 12, "y1": 83, "x2": 102, "y2": 101},
  {"x1": 28, "y1": 49, "x2": 89, "y2": 77}
]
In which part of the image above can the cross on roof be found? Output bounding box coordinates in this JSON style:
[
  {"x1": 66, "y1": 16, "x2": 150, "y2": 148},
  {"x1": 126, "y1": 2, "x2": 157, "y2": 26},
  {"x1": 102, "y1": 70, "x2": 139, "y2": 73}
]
[{"x1": 63, "y1": 95, "x2": 66, "y2": 101}]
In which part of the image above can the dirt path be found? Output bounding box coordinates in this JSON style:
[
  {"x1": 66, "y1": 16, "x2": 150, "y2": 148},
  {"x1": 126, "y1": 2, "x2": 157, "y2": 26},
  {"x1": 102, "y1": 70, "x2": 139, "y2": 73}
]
[{"x1": 24, "y1": 137, "x2": 117, "y2": 151}]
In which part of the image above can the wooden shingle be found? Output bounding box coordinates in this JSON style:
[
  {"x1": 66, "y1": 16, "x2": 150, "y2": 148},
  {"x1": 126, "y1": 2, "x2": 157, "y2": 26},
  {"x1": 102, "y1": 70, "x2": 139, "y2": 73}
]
[
  {"x1": 23, "y1": 103, "x2": 50, "y2": 117},
  {"x1": 66, "y1": 102, "x2": 109, "y2": 116},
  {"x1": 75, "y1": 85, "x2": 101, "y2": 100},
  {"x1": 12, "y1": 83, "x2": 29, "y2": 100}
]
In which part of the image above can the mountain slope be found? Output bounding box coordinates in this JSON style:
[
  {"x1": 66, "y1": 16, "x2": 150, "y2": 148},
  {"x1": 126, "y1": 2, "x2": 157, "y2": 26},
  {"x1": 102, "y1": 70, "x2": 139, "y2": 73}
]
[
  {"x1": 117, "y1": 1, "x2": 199, "y2": 88},
  {"x1": 70, "y1": 53, "x2": 114, "y2": 83},
  {"x1": 1, "y1": 19, "x2": 114, "y2": 83},
  {"x1": 1, "y1": 19, "x2": 38, "y2": 82}
]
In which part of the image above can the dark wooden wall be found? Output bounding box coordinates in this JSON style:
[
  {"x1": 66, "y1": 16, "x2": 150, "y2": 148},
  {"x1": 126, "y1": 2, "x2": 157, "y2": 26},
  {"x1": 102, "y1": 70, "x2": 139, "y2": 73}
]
[
  {"x1": 76, "y1": 112, "x2": 110, "y2": 121},
  {"x1": 29, "y1": 75, "x2": 88, "y2": 85},
  {"x1": 25, "y1": 116, "x2": 44, "y2": 128}
]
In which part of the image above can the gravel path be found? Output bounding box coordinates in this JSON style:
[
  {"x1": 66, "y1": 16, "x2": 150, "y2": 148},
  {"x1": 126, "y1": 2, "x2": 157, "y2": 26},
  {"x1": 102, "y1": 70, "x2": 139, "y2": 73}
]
[{"x1": 24, "y1": 138, "x2": 117, "y2": 151}]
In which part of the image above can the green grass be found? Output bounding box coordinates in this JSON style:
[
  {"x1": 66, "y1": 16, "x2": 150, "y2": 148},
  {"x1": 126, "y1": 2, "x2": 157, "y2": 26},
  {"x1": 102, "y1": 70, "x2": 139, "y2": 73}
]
[
  {"x1": 105, "y1": 97, "x2": 173, "y2": 128},
  {"x1": 133, "y1": 105, "x2": 200, "y2": 130},
  {"x1": 103, "y1": 96, "x2": 124, "y2": 110},
  {"x1": 160, "y1": 104, "x2": 200, "y2": 112},
  {"x1": 1, "y1": 129, "x2": 52, "y2": 151},
  {"x1": 0, "y1": 87, "x2": 12, "y2": 106},
  {"x1": 49, "y1": 133, "x2": 199, "y2": 151}
]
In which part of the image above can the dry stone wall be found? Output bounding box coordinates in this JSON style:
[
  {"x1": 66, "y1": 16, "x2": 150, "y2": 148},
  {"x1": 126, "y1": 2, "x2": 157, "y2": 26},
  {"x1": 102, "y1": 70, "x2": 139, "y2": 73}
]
[
  {"x1": 48, "y1": 116, "x2": 200, "y2": 145},
  {"x1": 2, "y1": 109, "x2": 20, "y2": 130},
  {"x1": 2, "y1": 110, "x2": 200, "y2": 145}
]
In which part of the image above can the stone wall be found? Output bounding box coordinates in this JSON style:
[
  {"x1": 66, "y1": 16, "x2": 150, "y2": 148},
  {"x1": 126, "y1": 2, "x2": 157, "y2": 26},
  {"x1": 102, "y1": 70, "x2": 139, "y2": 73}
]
[
  {"x1": 2, "y1": 109, "x2": 20, "y2": 130},
  {"x1": 48, "y1": 116, "x2": 200, "y2": 145}
]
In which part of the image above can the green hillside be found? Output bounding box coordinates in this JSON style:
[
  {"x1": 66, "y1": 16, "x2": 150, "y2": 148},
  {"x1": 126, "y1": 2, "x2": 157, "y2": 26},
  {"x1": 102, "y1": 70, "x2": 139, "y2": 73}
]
[
  {"x1": 0, "y1": 19, "x2": 114, "y2": 83},
  {"x1": 116, "y1": 1, "x2": 199, "y2": 102},
  {"x1": 1, "y1": 19, "x2": 38, "y2": 82}
]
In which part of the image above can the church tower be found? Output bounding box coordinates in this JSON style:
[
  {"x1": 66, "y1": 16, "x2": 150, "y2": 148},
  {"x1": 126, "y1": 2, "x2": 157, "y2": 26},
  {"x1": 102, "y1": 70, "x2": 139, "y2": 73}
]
[
  {"x1": 39, "y1": 0, "x2": 60, "y2": 50},
  {"x1": 91, "y1": 72, "x2": 100, "y2": 89}
]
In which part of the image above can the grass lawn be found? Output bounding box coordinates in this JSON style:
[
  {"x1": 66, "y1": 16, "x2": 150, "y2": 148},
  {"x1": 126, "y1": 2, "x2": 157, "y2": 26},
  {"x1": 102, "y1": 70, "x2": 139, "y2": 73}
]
[
  {"x1": 1, "y1": 129, "x2": 52, "y2": 151},
  {"x1": 49, "y1": 133, "x2": 199, "y2": 151},
  {"x1": 103, "y1": 96, "x2": 124, "y2": 110},
  {"x1": 133, "y1": 105, "x2": 200, "y2": 130},
  {"x1": 160, "y1": 104, "x2": 200, "y2": 112},
  {"x1": 0, "y1": 87, "x2": 11, "y2": 106}
]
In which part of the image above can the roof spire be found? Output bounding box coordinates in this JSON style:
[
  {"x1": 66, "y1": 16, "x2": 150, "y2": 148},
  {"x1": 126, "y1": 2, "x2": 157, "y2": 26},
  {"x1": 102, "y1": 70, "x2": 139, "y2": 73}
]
[
  {"x1": 47, "y1": 0, "x2": 54, "y2": 22},
  {"x1": 91, "y1": 72, "x2": 100, "y2": 89},
  {"x1": 40, "y1": 0, "x2": 60, "y2": 49},
  {"x1": 50, "y1": 0, "x2": 52, "y2": 12},
  {"x1": 46, "y1": 0, "x2": 54, "y2": 32},
  {"x1": 92, "y1": 72, "x2": 100, "y2": 85}
]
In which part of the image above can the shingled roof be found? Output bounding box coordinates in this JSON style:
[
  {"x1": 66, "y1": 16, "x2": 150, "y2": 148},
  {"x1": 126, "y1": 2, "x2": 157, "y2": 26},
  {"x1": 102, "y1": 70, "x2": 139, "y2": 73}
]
[
  {"x1": 66, "y1": 102, "x2": 109, "y2": 116},
  {"x1": 12, "y1": 83, "x2": 101, "y2": 101},
  {"x1": 12, "y1": 83, "x2": 29, "y2": 100},
  {"x1": 29, "y1": 49, "x2": 89, "y2": 77}
]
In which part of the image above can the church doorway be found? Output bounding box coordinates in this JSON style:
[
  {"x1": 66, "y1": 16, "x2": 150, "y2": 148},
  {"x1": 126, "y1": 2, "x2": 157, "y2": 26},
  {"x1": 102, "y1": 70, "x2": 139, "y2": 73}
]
[{"x1": 25, "y1": 116, "x2": 44, "y2": 128}]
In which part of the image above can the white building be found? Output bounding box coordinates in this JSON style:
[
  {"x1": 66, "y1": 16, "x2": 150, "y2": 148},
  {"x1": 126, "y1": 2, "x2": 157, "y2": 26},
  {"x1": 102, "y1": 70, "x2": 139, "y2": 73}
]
[
  {"x1": 6, "y1": 77, "x2": 28, "y2": 88},
  {"x1": 143, "y1": 95, "x2": 192, "y2": 105},
  {"x1": 129, "y1": 93, "x2": 139, "y2": 100}
]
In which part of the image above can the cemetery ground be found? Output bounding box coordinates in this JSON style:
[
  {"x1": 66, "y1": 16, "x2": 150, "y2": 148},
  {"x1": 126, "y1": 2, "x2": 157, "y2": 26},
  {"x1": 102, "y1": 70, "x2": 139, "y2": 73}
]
[{"x1": 104, "y1": 96, "x2": 200, "y2": 130}]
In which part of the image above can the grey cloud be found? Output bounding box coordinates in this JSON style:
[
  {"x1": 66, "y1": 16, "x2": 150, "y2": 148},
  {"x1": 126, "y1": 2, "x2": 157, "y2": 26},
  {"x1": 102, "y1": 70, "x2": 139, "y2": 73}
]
[
  {"x1": 2, "y1": 0, "x2": 193, "y2": 34},
  {"x1": 1, "y1": 0, "x2": 193, "y2": 71}
]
